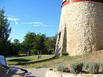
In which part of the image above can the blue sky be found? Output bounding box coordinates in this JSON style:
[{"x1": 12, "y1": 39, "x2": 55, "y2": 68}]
[{"x1": 0, "y1": 0, "x2": 62, "y2": 42}]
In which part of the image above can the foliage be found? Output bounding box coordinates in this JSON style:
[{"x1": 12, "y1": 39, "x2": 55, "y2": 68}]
[
  {"x1": 70, "y1": 61, "x2": 83, "y2": 74},
  {"x1": 11, "y1": 39, "x2": 21, "y2": 55},
  {"x1": 70, "y1": 61, "x2": 100, "y2": 74},
  {"x1": 100, "y1": 63, "x2": 103, "y2": 73},
  {"x1": 86, "y1": 62, "x2": 100, "y2": 74},
  {"x1": 45, "y1": 35, "x2": 57, "y2": 54},
  {"x1": 57, "y1": 64, "x2": 66, "y2": 72},
  {"x1": 0, "y1": 9, "x2": 11, "y2": 41},
  {"x1": 34, "y1": 34, "x2": 46, "y2": 54},
  {"x1": 62, "y1": 52, "x2": 68, "y2": 56},
  {"x1": 21, "y1": 32, "x2": 56, "y2": 56},
  {"x1": 57, "y1": 64, "x2": 69, "y2": 72},
  {"x1": 22, "y1": 32, "x2": 36, "y2": 55},
  {"x1": 13, "y1": 39, "x2": 20, "y2": 44},
  {"x1": 82, "y1": 62, "x2": 89, "y2": 72},
  {"x1": 0, "y1": 9, "x2": 11, "y2": 55}
]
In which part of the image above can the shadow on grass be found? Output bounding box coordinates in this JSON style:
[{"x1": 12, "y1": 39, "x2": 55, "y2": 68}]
[
  {"x1": 10, "y1": 56, "x2": 58, "y2": 65},
  {"x1": 8, "y1": 59, "x2": 30, "y2": 62}
]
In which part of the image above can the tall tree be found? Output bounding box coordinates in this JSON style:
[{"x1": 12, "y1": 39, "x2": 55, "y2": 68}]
[
  {"x1": 12, "y1": 39, "x2": 20, "y2": 55},
  {"x1": 34, "y1": 34, "x2": 46, "y2": 54},
  {"x1": 22, "y1": 32, "x2": 36, "y2": 55},
  {"x1": 0, "y1": 9, "x2": 11, "y2": 55},
  {"x1": 13, "y1": 39, "x2": 20, "y2": 44},
  {"x1": 45, "y1": 35, "x2": 57, "y2": 54}
]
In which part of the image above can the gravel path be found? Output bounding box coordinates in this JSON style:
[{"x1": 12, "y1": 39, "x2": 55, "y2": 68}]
[
  {"x1": 26, "y1": 68, "x2": 49, "y2": 77},
  {"x1": 0, "y1": 68, "x2": 48, "y2": 77}
]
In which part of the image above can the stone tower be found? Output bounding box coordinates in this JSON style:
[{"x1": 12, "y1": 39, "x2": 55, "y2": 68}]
[{"x1": 55, "y1": 0, "x2": 103, "y2": 56}]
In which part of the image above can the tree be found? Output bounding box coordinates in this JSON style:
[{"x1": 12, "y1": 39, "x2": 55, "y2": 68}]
[
  {"x1": 21, "y1": 32, "x2": 56, "y2": 55},
  {"x1": 11, "y1": 39, "x2": 20, "y2": 55},
  {"x1": 22, "y1": 32, "x2": 36, "y2": 55},
  {"x1": 0, "y1": 9, "x2": 11, "y2": 55},
  {"x1": 45, "y1": 35, "x2": 57, "y2": 54},
  {"x1": 13, "y1": 39, "x2": 20, "y2": 44},
  {"x1": 34, "y1": 34, "x2": 46, "y2": 54}
]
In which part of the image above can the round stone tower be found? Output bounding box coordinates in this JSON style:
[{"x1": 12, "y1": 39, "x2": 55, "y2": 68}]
[{"x1": 55, "y1": 0, "x2": 103, "y2": 56}]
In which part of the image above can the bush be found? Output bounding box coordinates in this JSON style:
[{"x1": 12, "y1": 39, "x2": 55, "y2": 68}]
[
  {"x1": 82, "y1": 62, "x2": 89, "y2": 73},
  {"x1": 57, "y1": 64, "x2": 69, "y2": 72},
  {"x1": 100, "y1": 63, "x2": 103, "y2": 73},
  {"x1": 86, "y1": 62, "x2": 100, "y2": 74},
  {"x1": 57, "y1": 62, "x2": 102, "y2": 74},
  {"x1": 57, "y1": 64, "x2": 65, "y2": 72},
  {"x1": 62, "y1": 52, "x2": 68, "y2": 56},
  {"x1": 70, "y1": 62, "x2": 83, "y2": 74}
]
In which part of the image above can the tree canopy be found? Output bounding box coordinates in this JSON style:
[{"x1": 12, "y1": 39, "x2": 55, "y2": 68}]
[
  {"x1": 21, "y1": 32, "x2": 56, "y2": 56},
  {"x1": 0, "y1": 9, "x2": 11, "y2": 55}
]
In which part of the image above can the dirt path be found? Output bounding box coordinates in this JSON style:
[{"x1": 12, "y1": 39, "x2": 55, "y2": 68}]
[{"x1": 26, "y1": 68, "x2": 48, "y2": 77}]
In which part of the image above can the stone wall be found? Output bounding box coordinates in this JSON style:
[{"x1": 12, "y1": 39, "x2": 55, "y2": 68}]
[
  {"x1": 45, "y1": 70, "x2": 103, "y2": 77},
  {"x1": 55, "y1": 1, "x2": 103, "y2": 56}
]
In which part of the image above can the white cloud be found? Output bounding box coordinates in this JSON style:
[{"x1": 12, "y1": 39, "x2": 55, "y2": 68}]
[
  {"x1": 7, "y1": 17, "x2": 48, "y2": 27},
  {"x1": 8, "y1": 17, "x2": 20, "y2": 24},
  {"x1": 21, "y1": 22, "x2": 48, "y2": 27}
]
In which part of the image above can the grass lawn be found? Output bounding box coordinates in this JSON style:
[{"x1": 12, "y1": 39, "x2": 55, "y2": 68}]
[
  {"x1": 6, "y1": 55, "x2": 81, "y2": 68},
  {"x1": 6, "y1": 50, "x2": 103, "y2": 68},
  {"x1": 7, "y1": 55, "x2": 54, "y2": 68}
]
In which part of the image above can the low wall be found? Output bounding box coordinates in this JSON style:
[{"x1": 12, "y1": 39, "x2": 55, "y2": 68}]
[{"x1": 45, "y1": 70, "x2": 103, "y2": 77}]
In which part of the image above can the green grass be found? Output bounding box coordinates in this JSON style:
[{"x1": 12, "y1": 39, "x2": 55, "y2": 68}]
[
  {"x1": 6, "y1": 51, "x2": 103, "y2": 68},
  {"x1": 60, "y1": 55, "x2": 81, "y2": 61},
  {"x1": 6, "y1": 55, "x2": 82, "y2": 68},
  {"x1": 7, "y1": 55, "x2": 54, "y2": 68}
]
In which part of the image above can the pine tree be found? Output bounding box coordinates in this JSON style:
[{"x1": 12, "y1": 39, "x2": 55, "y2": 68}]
[{"x1": 0, "y1": 9, "x2": 11, "y2": 55}]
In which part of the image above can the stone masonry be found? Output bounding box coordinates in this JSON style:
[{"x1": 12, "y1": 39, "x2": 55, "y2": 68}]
[{"x1": 55, "y1": 1, "x2": 103, "y2": 56}]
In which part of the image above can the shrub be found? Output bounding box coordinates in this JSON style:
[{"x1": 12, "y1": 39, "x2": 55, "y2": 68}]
[
  {"x1": 57, "y1": 64, "x2": 69, "y2": 72},
  {"x1": 82, "y1": 62, "x2": 89, "y2": 73},
  {"x1": 100, "y1": 63, "x2": 103, "y2": 73},
  {"x1": 86, "y1": 62, "x2": 100, "y2": 74},
  {"x1": 57, "y1": 64, "x2": 65, "y2": 72},
  {"x1": 70, "y1": 62, "x2": 83, "y2": 74},
  {"x1": 57, "y1": 62, "x2": 101, "y2": 74},
  {"x1": 62, "y1": 52, "x2": 68, "y2": 56}
]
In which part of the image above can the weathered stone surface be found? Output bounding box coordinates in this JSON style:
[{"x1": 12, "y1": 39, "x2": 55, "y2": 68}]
[
  {"x1": 45, "y1": 70, "x2": 103, "y2": 77},
  {"x1": 45, "y1": 70, "x2": 62, "y2": 77},
  {"x1": 55, "y1": 1, "x2": 103, "y2": 56}
]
